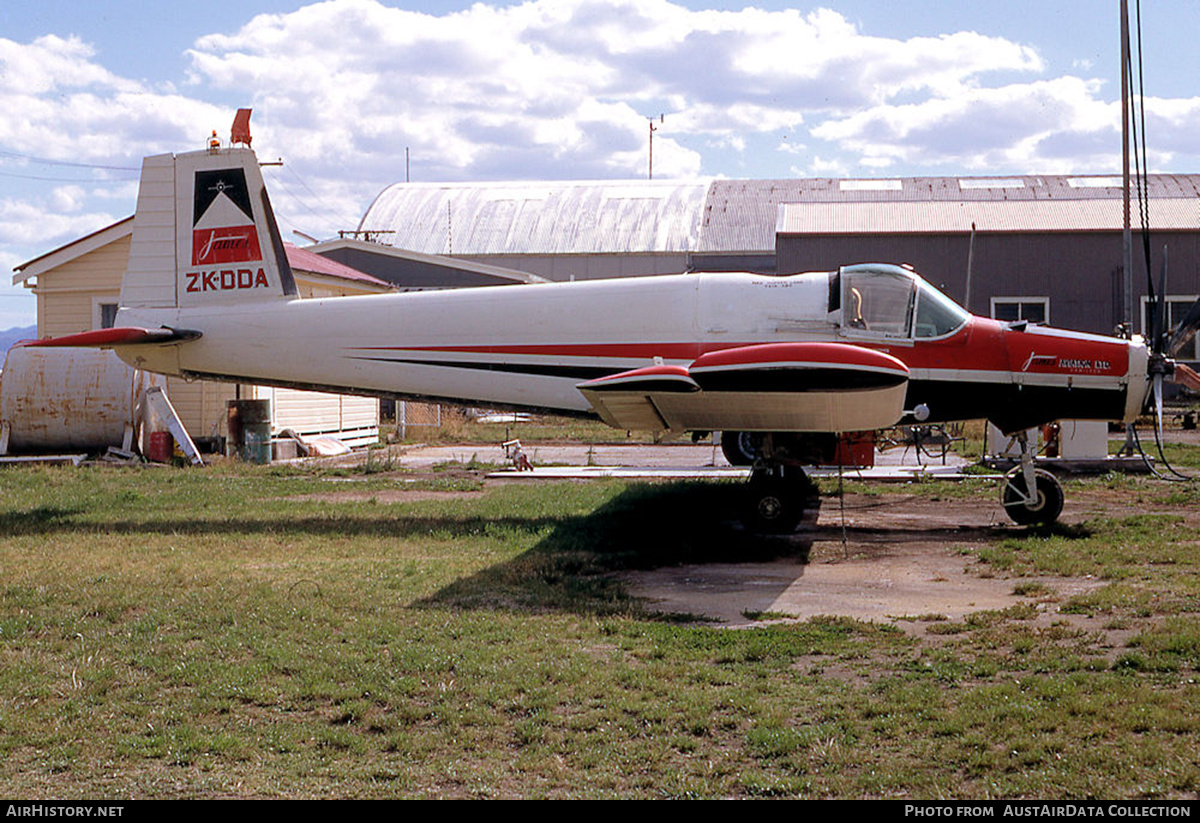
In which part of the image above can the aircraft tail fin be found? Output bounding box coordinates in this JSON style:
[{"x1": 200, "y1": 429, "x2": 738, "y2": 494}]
[{"x1": 120, "y1": 147, "x2": 297, "y2": 312}]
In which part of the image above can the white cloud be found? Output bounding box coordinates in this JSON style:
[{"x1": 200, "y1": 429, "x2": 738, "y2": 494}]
[
  {"x1": 0, "y1": 35, "x2": 138, "y2": 96},
  {"x1": 4, "y1": 1, "x2": 1196, "y2": 194},
  {"x1": 812, "y1": 76, "x2": 1124, "y2": 173},
  {"x1": 793, "y1": 154, "x2": 851, "y2": 179},
  {"x1": 0, "y1": 35, "x2": 229, "y2": 166},
  {"x1": 0, "y1": 196, "x2": 119, "y2": 249},
  {"x1": 4, "y1": 0, "x2": 1173, "y2": 202},
  {"x1": 49, "y1": 185, "x2": 87, "y2": 213},
  {"x1": 180, "y1": 0, "x2": 1053, "y2": 187},
  {"x1": 3, "y1": 0, "x2": 1199, "y2": 276}
]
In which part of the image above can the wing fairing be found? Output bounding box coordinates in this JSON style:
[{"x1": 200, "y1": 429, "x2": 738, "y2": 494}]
[{"x1": 578, "y1": 342, "x2": 909, "y2": 433}]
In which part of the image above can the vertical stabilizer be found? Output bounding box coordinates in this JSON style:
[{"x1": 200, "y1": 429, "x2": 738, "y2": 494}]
[{"x1": 119, "y1": 148, "x2": 297, "y2": 311}]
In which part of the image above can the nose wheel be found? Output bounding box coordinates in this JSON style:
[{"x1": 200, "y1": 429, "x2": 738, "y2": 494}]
[
  {"x1": 1002, "y1": 468, "x2": 1063, "y2": 526},
  {"x1": 1000, "y1": 430, "x2": 1064, "y2": 526}
]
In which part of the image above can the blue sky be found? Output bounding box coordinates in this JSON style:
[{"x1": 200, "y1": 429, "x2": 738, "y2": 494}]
[{"x1": 2, "y1": 0, "x2": 1198, "y2": 329}]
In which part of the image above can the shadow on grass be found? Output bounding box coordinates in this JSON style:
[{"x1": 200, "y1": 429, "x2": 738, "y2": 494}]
[
  {"x1": 0, "y1": 482, "x2": 814, "y2": 618},
  {"x1": 0, "y1": 482, "x2": 811, "y2": 555},
  {"x1": 0, "y1": 505, "x2": 86, "y2": 534},
  {"x1": 1037, "y1": 521, "x2": 1095, "y2": 538},
  {"x1": 420, "y1": 482, "x2": 819, "y2": 617},
  {"x1": 2, "y1": 480, "x2": 1060, "y2": 619},
  {"x1": 0, "y1": 508, "x2": 559, "y2": 539}
]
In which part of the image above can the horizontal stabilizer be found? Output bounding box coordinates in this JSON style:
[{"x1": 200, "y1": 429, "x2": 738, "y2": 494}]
[{"x1": 21, "y1": 327, "x2": 202, "y2": 348}]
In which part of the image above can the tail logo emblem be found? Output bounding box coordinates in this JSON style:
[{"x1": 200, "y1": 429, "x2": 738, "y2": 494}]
[
  {"x1": 192, "y1": 227, "x2": 261, "y2": 265},
  {"x1": 191, "y1": 168, "x2": 263, "y2": 267}
]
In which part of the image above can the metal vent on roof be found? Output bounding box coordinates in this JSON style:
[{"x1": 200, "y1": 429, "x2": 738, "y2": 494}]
[
  {"x1": 960, "y1": 179, "x2": 1026, "y2": 189},
  {"x1": 840, "y1": 180, "x2": 902, "y2": 191},
  {"x1": 1067, "y1": 177, "x2": 1124, "y2": 188}
]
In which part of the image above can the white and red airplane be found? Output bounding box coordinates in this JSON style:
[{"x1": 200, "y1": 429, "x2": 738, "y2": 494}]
[{"x1": 28, "y1": 144, "x2": 1200, "y2": 531}]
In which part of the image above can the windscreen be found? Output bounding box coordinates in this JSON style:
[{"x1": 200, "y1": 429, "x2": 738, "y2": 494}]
[{"x1": 914, "y1": 280, "x2": 969, "y2": 338}]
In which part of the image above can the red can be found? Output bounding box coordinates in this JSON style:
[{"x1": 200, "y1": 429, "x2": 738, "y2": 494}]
[{"x1": 147, "y1": 431, "x2": 173, "y2": 463}]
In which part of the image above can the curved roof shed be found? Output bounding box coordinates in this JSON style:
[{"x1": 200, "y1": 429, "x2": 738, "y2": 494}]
[{"x1": 358, "y1": 179, "x2": 712, "y2": 258}]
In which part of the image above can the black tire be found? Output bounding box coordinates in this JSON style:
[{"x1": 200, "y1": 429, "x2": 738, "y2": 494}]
[
  {"x1": 1002, "y1": 469, "x2": 1064, "y2": 526},
  {"x1": 744, "y1": 468, "x2": 815, "y2": 534},
  {"x1": 721, "y1": 431, "x2": 761, "y2": 466}
]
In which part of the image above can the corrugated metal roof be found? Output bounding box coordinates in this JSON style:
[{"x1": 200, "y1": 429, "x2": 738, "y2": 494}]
[
  {"x1": 702, "y1": 174, "x2": 1200, "y2": 251},
  {"x1": 359, "y1": 179, "x2": 711, "y2": 256},
  {"x1": 357, "y1": 174, "x2": 1200, "y2": 258},
  {"x1": 777, "y1": 198, "x2": 1200, "y2": 235},
  {"x1": 698, "y1": 180, "x2": 809, "y2": 254}
]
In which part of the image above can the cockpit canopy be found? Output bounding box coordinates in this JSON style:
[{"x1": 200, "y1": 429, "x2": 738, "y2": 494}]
[{"x1": 834, "y1": 264, "x2": 969, "y2": 340}]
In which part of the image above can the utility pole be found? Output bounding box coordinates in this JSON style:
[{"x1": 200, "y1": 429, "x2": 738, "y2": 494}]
[
  {"x1": 1121, "y1": 0, "x2": 1133, "y2": 334},
  {"x1": 1119, "y1": 0, "x2": 1136, "y2": 457},
  {"x1": 648, "y1": 114, "x2": 663, "y2": 179}
]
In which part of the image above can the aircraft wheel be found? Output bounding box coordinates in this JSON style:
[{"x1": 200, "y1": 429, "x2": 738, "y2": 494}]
[
  {"x1": 721, "y1": 431, "x2": 761, "y2": 466},
  {"x1": 1002, "y1": 469, "x2": 1064, "y2": 526},
  {"x1": 745, "y1": 469, "x2": 814, "y2": 534}
]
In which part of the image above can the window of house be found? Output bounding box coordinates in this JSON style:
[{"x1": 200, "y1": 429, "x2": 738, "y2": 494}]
[
  {"x1": 991, "y1": 297, "x2": 1049, "y2": 325},
  {"x1": 92, "y1": 298, "x2": 119, "y2": 330}
]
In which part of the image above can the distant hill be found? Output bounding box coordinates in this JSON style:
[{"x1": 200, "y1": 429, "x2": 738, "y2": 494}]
[{"x1": 0, "y1": 325, "x2": 37, "y2": 356}]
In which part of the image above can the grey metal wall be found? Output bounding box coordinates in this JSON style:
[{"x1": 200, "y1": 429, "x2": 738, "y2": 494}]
[
  {"x1": 319, "y1": 246, "x2": 525, "y2": 289},
  {"x1": 776, "y1": 230, "x2": 1200, "y2": 337}
]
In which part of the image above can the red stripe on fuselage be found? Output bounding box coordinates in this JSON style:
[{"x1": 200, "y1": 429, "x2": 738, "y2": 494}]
[
  {"x1": 348, "y1": 336, "x2": 973, "y2": 372},
  {"x1": 348, "y1": 317, "x2": 1130, "y2": 379}
]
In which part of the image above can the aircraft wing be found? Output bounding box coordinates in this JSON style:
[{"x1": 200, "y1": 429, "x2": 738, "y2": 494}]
[
  {"x1": 20, "y1": 327, "x2": 203, "y2": 348},
  {"x1": 577, "y1": 342, "x2": 910, "y2": 434},
  {"x1": 576, "y1": 364, "x2": 700, "y2": 431}
]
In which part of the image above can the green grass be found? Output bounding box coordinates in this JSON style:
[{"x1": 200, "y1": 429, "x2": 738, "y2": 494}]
[{"x1": 2, "y1": 463, "x2": 1200, "y2": 798}]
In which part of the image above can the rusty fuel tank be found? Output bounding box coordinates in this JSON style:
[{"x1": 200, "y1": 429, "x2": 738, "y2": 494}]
[{"x1": 0, "y1": 347, "x2": 165, "y2": 453}]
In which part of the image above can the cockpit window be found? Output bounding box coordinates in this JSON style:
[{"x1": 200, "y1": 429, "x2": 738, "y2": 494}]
[
  {"x1": 841, "y1": 268, "x2": 915, "y2": 337},
  {"x1": 914, "y1": 280, "x2": 970, "y2": 338}
]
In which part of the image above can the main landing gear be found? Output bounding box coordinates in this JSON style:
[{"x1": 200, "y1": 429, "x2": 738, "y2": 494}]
[
  {"x1": 736, "y1": 434, "x2": 821, "y2": 534},
  {"x1": 1000, "y1": 430, "x2": 1064, "y2": 526},
  {"x1": 745, "y1": 464, "x2": 820, "y2": 534}
]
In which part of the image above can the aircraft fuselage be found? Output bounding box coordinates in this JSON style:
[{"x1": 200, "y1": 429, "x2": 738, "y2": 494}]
[{"x1": 116, "y1": 268, "x2": 1145, "y2": 435}]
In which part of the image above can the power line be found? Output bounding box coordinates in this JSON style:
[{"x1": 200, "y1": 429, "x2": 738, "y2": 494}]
[
  {"x1": 267, "y1": 164, "x2": 361, "y2": 236},
  {"x1": 0, "y1": 169, "x2": 137, "y2": 183},
  {"x1": 0, "y1": 149, "x2": 138, "y2": 172}
]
